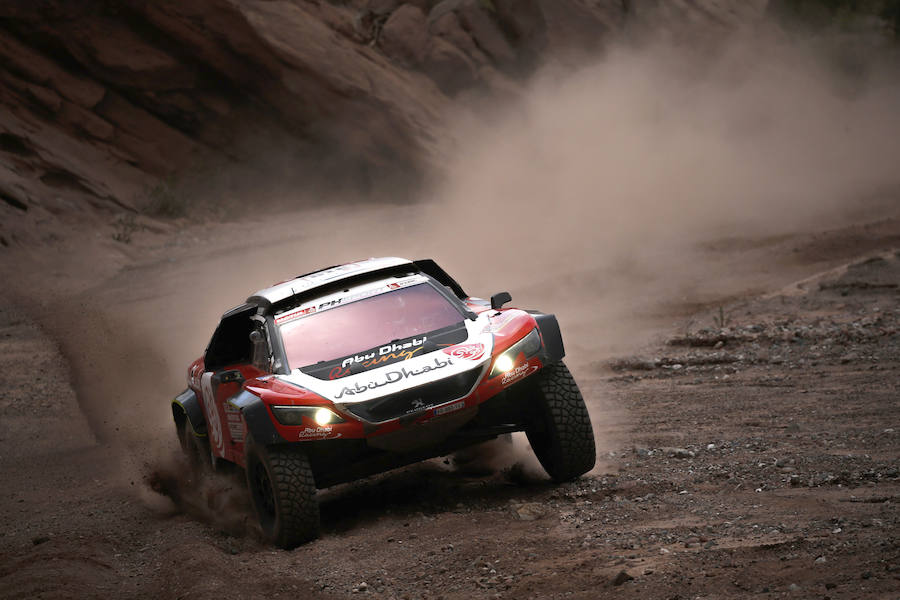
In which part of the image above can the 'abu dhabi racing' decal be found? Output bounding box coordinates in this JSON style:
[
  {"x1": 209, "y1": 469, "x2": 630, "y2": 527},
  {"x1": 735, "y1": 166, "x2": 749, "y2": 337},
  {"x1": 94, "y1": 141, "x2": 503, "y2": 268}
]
[
  {"x1": 300, "y1": 325, "x2": 468, "y2": 381},
  {"x1": 501, "y1": 359, "x2": 540, "y2": 387},
  {"x1": 325, "y1": 337, "x2": 429, "y2": 380},
  {"x1": 298, "y1": 425, "x2": 341, "y2": 440},
  {"x1": 341, "y1": 337, "x2": 428, "y2": 369},
  {"x1": 334, "y1": 356, "x2": 454, "y2": 399}
]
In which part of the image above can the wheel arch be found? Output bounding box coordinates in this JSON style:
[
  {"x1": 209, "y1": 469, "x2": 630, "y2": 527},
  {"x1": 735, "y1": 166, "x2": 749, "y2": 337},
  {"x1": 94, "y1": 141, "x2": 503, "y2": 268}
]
[
  {"x1": 172, "y1": 388, "x2": 207, "y2": 437},
  {"x1": 229, "y1": 389, "x2": 285, "y2": 446},
  {"x1": 532, "y1": 312, "x2": 566, "y2": 365}
]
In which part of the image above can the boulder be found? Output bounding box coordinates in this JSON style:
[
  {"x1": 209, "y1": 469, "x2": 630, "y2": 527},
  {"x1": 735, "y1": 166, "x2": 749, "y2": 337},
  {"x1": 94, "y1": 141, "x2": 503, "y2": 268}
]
[
  {"x1": 454, "y1": 0, "x2": 516, "y2": 65},
  {"x1": 24, "y1": 83, "x2": 62, "y2": 113},
  {"x1": 51, "y1": 18, "x2": 193, "y2": 92},
  {"x1": 379, "y1": 4, "x2": 430, "y2": 66},
  {"x1": 367, "y1": 0, "x2": 402, "y2": 15},
  {"x1": 429, "y1": 8, "x2": 488, "y2": 66},
  {"x1": 424, "y1": 37, "x2": 478, "y2": 93},
  {"x1": 58, "y1": 103, "x2": 115, "y2": 141},
  {"x1": 428, "y1": 0, "x2": 516, "y2": 69},
  {"x1": 492, "y1": 0, "x2": 547, "y2": 65}
]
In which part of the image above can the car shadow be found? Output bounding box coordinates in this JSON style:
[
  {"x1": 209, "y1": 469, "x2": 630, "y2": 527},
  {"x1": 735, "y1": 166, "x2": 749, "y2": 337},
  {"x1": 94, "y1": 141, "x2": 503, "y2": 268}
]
[{"x1": 316, "y1": 443, "x2": 554, "y2": 534}]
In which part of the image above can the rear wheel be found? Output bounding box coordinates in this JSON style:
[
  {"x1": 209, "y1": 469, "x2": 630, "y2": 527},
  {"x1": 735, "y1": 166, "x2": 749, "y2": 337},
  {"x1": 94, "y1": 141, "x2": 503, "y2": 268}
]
[
  {"x1": 526, "y1": 361, "x2": 596, "y2": 481},
  {"x1": 245, "y1": 443, "x2": 320, "y2": 549}
]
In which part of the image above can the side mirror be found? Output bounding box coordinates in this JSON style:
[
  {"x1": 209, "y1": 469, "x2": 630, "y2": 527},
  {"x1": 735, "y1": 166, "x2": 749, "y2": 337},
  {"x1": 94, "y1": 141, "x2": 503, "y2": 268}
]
[{"x1": 490, "y1": 291, "x2": 512, "y2": 310}]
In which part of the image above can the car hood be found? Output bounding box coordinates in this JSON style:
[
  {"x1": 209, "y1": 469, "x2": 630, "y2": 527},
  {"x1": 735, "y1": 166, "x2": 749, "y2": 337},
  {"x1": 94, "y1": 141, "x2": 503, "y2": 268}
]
[{"x1": 278, "y1": 315, "x2": 493, "y2": 405}]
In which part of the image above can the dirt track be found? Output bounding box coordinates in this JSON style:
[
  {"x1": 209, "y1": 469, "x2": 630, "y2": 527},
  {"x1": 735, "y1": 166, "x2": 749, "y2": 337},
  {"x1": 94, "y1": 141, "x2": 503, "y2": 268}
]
[{"x1": 1, "y1": 206, "x2": 899, "y2": 599}]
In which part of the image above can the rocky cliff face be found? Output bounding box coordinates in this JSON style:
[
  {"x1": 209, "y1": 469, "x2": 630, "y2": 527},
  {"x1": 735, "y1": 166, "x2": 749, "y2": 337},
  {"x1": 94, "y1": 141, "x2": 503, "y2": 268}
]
[{"x1": 0, "y1": 0, "x2": 766, "y2": 248}]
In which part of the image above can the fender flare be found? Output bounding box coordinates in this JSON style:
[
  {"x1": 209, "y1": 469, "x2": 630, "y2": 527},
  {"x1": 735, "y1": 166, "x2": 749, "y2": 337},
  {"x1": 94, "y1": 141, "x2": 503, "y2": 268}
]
[
  {"x1": 229, "y1": 389, "x2": 286, "y2": 446},
  {"x1": 172, "y1": 388, "x2": 207, "y2": 436},
  {"x1": 533, "y1": 312, "x2": 566, "y2": 365}
]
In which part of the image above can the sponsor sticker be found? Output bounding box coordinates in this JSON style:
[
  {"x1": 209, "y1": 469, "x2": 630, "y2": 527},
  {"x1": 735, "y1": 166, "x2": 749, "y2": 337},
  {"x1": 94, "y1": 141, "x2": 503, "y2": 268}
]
[
  {"x1": 225, "y1": 403, "x2": 244, "y2": 442},
  {"x1": 298, "y1": 425, "x2": 339, "y2": 440},
  {"x1": 501, "y1": 361, "x2": 540, "y2": 387},
  {"x1": 434, "y1": 401, "x2": 465, "y2": 416},
  {"x1": 403, "y1": 398, "x2": 432, "y2": 415},
  {"x1": 335, "y1": 356, "x2": 454, "y2": 399},
  {"x1": 442, "y1": 343, "x2": 485, "y2": 361},
  {"x1": 318, "y1": 298, "x2": 343, "y2": 310},
  {"x1": 275, "y1": 305, "x2": 316, "y2": 324},
  {"x1": 200, "y1": 373, "x2": 224, "y2": 454},
  {"x1": 341, "y1": 337, "x2": 428, "y2": 369},
  {"x1": 327, "y1": 336, "x2": 430, "y2": 380},
  {"x1": 391, "y1": 276, "x2": 422, "y2": 288},
  {"x1": 281, "y1": 277, "x2": 429, "y2": 325}
]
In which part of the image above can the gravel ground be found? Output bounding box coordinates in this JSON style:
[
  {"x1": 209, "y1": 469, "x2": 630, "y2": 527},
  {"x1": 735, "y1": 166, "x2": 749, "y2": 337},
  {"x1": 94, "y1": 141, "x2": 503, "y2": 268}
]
[{"x1": 1, "y1": 228, "x2": 898, "y2": 600}]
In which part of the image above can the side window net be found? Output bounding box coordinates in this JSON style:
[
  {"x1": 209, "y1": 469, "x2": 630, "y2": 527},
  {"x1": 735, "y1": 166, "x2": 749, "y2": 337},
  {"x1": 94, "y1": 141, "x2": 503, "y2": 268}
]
[{"x1": 205, "y1": 312, "x2": 254, "y2": 371}]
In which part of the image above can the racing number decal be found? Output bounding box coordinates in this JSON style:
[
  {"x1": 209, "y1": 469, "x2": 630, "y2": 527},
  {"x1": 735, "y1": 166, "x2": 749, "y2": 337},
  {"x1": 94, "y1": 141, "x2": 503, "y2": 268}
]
[{"x1": 200, "y1": 372, "x2": 225, "y2": 456}]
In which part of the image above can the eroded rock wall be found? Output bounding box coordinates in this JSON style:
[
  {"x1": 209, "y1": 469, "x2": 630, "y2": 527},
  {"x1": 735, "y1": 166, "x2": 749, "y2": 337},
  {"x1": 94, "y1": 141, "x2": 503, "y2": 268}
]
[{"x1": 0, "y1": 0, "x2": 766, "y2": 248}]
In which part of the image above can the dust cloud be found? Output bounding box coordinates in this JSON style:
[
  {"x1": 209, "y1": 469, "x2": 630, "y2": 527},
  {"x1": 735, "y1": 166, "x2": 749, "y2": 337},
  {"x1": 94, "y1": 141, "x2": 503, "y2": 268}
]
[
  {"x1": 418, "y1": 31, "x2": 900, "y2": 360},
  {"x1": 36, "y1": 26, "x2": 900, "y2": 495},
  {"x1": 416, "y1": 30, "x2": 900, "y2": 470}
]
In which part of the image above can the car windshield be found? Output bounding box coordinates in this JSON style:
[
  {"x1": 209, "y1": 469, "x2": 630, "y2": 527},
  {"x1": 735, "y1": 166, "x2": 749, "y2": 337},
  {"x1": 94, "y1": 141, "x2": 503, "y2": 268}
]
[{"x1": 279, "y1": 283, "x2": 463, "y2": 370}]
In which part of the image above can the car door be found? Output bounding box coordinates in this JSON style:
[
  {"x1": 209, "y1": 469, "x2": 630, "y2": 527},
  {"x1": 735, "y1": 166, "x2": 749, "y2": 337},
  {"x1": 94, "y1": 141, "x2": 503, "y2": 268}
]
[{"x1": 200, "y1": 305, "x2": 262, "y2": 464}]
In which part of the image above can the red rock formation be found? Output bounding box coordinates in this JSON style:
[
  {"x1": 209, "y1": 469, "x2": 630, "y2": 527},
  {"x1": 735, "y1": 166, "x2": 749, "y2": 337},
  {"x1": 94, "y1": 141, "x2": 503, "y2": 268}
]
[{"x1": 0, "y1": 0, "x2": 763, "y2": 248}]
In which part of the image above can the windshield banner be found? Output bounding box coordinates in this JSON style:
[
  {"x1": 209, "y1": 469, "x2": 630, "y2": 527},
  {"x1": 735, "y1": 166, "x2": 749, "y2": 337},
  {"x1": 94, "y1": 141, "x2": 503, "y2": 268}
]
[{"x1": 299, "y1": 325, "x2": 468, "y2": 381}]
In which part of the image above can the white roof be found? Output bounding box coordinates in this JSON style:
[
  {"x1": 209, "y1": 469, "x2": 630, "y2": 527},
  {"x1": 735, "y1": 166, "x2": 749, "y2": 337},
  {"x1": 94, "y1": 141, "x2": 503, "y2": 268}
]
[{"x1": 249, "y1": 257, "x2": 413, "y2": 305}]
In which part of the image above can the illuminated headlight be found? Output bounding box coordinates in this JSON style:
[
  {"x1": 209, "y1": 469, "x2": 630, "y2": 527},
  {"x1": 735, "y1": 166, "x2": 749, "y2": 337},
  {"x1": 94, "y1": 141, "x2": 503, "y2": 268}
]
[
  {"x1": 490, "y1": 328, "x2": 542, "y2": 377},
  {"x1": 493, "y1": 354, "x2": 515, "y2": 374},
  {"x1": 271, "y1": 406, "x2": 344, "y2": 426},
  {"x1": 314, "y1": 408, "x2": 335, "y2": 426}
]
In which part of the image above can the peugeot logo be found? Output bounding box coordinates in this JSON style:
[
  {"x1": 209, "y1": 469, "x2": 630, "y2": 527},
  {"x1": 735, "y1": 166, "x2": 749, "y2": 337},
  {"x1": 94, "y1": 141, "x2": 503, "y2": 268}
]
[{"x1": 411, "y1": 399, "x2": 425, "y2": 410}]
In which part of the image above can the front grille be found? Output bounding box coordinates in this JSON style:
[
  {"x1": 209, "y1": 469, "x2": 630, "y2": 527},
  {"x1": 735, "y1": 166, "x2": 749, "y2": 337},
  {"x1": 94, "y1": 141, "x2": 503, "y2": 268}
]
[{"x1": 345, "y1": 367, "x2": 482, "y2": 423}]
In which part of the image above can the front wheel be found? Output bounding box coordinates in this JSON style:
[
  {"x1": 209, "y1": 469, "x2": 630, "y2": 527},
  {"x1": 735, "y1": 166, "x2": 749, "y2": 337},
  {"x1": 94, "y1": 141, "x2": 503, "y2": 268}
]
[
  {"x1": 245, "y1": 443, "x2": 320, "y2": 549},
  {"x1": 526, "y1": 362, "x2": 596, "y2": 481}
]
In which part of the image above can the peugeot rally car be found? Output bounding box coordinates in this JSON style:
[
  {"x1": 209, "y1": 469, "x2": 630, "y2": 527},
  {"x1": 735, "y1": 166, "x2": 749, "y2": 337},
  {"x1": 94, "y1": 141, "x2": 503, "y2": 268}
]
[{"x1": 172, "y1": 257, "x2": 595, "y2": 548}]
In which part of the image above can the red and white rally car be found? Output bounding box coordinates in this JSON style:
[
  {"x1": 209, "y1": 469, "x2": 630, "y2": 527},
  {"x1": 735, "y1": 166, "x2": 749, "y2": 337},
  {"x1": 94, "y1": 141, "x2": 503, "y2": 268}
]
[{"x1": 172, "y1": 257, "x2": 595, "y2": 547}]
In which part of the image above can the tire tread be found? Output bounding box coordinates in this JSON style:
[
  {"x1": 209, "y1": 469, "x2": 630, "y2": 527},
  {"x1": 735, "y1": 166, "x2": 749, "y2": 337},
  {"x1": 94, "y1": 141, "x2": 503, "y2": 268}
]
[
  {"x1": 528, "y1": 362, "x2": 596, "y2": 481},
  {"x1": 248, "y1": 445, "x2": 320, "y2": 548}
]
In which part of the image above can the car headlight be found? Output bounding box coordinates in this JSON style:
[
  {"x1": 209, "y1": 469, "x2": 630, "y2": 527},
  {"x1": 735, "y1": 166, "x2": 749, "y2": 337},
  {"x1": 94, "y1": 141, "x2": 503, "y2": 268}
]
[
  {"x1": 490, "y1": 328, "x2": 541, "y2": 377},
  {"x1": 271, "y1": 406, "x2": 345, "y2": 426},
  {"x1": 493, "y1": 353, "x2": 515, "y2": 374}
]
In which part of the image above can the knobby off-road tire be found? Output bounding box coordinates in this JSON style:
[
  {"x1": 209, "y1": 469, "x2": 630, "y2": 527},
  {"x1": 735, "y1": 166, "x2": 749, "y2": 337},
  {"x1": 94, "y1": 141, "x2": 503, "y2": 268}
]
[
  {"x1": 526, "y1": 361, "x2": 596, "y2": 482},
  {"x1": 245, "y1": 443, "x2": 320, "y2": 549}
]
